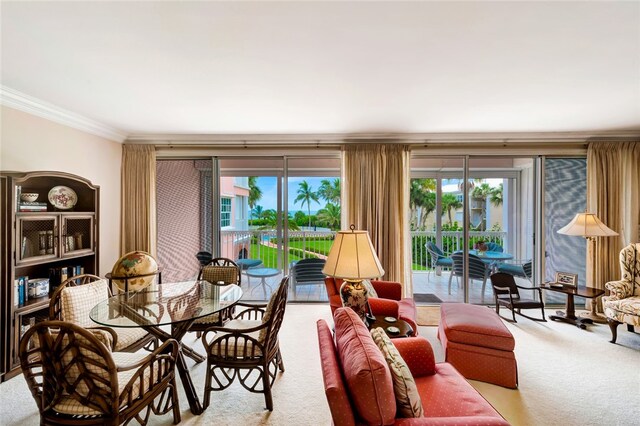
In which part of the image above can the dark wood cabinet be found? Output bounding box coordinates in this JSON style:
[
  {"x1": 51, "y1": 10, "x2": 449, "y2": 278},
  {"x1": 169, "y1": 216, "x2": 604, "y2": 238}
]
[{"x1": 0, "y1": 171, "x2": 99, "y2": 381}]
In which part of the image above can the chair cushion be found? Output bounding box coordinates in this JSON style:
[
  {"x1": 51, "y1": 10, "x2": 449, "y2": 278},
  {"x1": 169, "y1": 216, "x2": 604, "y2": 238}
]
[
  {"x1": 371, "y1": 327, "x2": 424, "y2": 418},
  {"x1": 113, "y1": 327, "x2": 150, "y2": 352},
  {"x1": 202, "y1": 265, "x2": 239, "y2": 285},
  {"x1": 192, "y1": 312, "x2": 221, "y2": 325},
  {"x1": 436, "y1": 257, "x2": 453, "y2": 267},
  {"x1": 209, "y1": 319, "x2": 264, "y2": 357},
  {"x1": 60, "y1": 279, "x2": 110, "y2": 327},
  {"x1": 440, "y1": 303, "x2": 515, "y2": 351},
  {"x1": 334, "y1": 307, "x2": 395, "y2": 426},
  {"x1": 497, "y1": 263, "x2": 525, "y2": 277},
  {"x1": 603, "y1": 296, "x2": 640, "y2": 327}
]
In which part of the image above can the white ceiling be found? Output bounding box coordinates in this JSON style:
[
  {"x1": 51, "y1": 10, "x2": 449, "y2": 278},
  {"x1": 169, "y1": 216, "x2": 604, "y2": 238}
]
[{"x1": 2, "y1": 1, "x2": 639, "y2": 137}]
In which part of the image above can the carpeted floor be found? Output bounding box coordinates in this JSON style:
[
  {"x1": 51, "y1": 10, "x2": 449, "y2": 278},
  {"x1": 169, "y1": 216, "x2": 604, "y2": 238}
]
[{"x1": 1, "y1": 304, "x2": 638, "y2": 425}]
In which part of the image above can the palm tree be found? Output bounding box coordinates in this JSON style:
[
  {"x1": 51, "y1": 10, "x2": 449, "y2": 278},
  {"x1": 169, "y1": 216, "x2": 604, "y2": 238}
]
[
  {"x1": 251, "y1": 205, "x2": 264, "y2": 220},
  {"x1": 490, "y1": 183, "x2": 503, "y2": 207},
  {"x1": 442, "y1": 193, "x2": 462, "y2": 225},
  {"x1": 318, "y1": 179, "x2": 341, "y2": 206},
  {"x1": 317, "y1": 203, "x2": 341, "y2": 230},
  {"x1": 295, "y1": 180, "x2": 320, "y2": 227},
  {"x1": 248, "y1": 176, "x2": 262, "y2": 210},
  {"x1": 410, "y1": 179, "x2": 436, "y2": 230},
  {"x1": 258, "y1": 209, "x2": 300, "y2": 230}
]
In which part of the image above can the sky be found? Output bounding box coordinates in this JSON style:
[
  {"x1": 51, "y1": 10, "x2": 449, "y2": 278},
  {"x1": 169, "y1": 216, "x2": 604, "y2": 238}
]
[{"x1": 254, "y1": 176, "x2": 337, "y2": 213}]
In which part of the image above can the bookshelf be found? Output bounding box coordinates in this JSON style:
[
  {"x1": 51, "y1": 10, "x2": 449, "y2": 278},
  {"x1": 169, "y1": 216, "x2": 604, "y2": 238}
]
[{"x1": 0, "y1": 171, "x2": 99, "y2": 381}]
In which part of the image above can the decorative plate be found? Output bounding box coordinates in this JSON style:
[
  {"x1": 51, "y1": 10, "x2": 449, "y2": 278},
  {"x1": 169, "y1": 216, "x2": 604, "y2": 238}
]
[
  {"x1": 386, "y1": 326, "x2": 400, "y2": 335},
  {"x1": 48, "y1": 186, "x2": 78, "y2": 210},
  {"x1": 384, "y1": 316, "x2": 397, "y2": 323}
]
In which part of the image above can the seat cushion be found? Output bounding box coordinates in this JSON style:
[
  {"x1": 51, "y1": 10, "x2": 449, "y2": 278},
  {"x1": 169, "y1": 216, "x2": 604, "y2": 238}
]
[
  {"x1": 208, "y1": 319, "x2": 264, "y2": 357},
  {"x1": 440, "y1": 303, "x2": 514, "y2": 351},
  {"x1": 497, "y1": 263, "x2": 526, "y2": 277},
  {"x1": 436, "y1": 258, "x2": 453, "y2": 267},
  {"x1": 371, "y1": 327, "x2": 423, "y2": 418},
  {"x1": 603, "y1": 296, "x2": 640, "y2": 327},
  {"x1": 334, "y1": 307, "x2": 395, "y2": 426},
  {"x1": 113, "y1": 327, "x2": 150, "y2": 352},
  {"x1": 415, "y1": 362, "x2": 507, "y2": 419}
]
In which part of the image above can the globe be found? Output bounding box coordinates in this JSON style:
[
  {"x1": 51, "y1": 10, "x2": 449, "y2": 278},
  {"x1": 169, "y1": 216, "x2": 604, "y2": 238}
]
[{"x1": 111, "y1": 251, "x2": 158, "y2": 292}]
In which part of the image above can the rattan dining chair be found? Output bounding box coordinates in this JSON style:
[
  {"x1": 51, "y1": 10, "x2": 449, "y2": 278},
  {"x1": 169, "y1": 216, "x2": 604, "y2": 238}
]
[
  {"x1": 49, "y1": 274, "x2": 156, "y2": 352},
  {"x1": 201, "y1": 276, "x2": 289, "y2": 411},
  {"x1": 187, "y1": 258, "x2": 242, "y2": 336},
  {"x1": 20, "y1": 320, "x2": 181, "y2": 426}
]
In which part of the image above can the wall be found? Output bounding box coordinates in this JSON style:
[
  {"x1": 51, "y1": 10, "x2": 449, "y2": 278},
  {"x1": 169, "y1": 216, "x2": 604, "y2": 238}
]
[{"x1": 0, "y1": 106, "x2": 122, "y2": 273}]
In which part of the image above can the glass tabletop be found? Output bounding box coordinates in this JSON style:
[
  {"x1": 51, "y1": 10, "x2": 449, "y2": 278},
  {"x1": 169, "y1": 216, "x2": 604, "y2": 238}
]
[
  {"x1": 89, "y1": 281, "x2": 243, "y2": 328},
  {"x1": 245, "y1": 267, "x2": 280, "y2": 278}
]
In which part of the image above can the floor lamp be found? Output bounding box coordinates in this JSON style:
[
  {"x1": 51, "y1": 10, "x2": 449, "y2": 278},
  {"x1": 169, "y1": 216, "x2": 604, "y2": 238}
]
[
  {"x1": 322, "y1": 225, "x2": 385, "y2": 324},
  {"x1": 557, "y1": 212, "x2": 618, "y2": 323}
]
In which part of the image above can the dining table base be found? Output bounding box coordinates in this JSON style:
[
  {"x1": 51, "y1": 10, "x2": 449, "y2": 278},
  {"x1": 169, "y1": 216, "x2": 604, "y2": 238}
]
[{"x1": 144, "y1": 319, "x2": 206, "y2": 415}]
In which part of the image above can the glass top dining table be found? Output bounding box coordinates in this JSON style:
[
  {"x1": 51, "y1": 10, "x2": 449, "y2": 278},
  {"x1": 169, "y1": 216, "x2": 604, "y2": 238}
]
[
  {"x1": 89, "y1": 280, "x2": 243, "y2": 415},
  {"x1": 468, "y1": 249, "x2": 513, "y2": 261},
  {"x1": 90, "y1": 280, "x2": 243, "y2": 328}
]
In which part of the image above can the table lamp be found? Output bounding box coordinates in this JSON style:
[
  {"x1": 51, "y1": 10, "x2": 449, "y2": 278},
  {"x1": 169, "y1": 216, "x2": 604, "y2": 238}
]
[
  {"x1": 322, "y1": 225, "x2": 385, "y2": 323},
  {"x1": 557, "y1": 212, "x2": 618, "y2": 323}
]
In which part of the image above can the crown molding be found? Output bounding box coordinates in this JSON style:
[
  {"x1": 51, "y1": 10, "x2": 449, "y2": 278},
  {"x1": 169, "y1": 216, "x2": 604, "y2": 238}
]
[
  {"x1": 127, "y1": 130, "x2": 640, "y2": 145},
  {"x1": 1, "y1": 86, "x2": 128, "y2": 143}
]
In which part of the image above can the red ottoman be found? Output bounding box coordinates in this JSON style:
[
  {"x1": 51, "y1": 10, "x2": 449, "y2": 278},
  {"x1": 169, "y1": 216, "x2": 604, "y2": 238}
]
[{"x1": 438, "y1": 303, "x2": 518, "y2": 388}]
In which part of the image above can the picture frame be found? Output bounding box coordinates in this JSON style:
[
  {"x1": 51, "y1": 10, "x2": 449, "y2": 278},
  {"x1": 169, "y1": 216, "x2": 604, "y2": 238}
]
[{"x1": 555, "y1": 271, "x2": 578, "y2": 287}]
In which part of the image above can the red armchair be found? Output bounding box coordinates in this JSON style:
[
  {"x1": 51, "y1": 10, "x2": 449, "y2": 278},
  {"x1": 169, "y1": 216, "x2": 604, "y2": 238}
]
[{"x1": 324, "y1": 277, "x2": 418, "y2": 336}]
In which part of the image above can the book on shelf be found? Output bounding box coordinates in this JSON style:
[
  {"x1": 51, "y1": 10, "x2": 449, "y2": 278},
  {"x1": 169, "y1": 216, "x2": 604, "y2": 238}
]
[
  {"x1": 16, "y1": 276, "x2": 29, "y2": 305},
  {"x1": 19, "y1": 202, "x2": 48, "y2": 212}
]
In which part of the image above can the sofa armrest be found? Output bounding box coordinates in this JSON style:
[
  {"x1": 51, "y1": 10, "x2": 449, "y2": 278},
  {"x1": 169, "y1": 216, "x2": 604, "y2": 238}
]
[
  {"x1": 605, "y1": 280, "x2": 633, "y2": 300},
  {"x1": 369, "y1": 298, "x2": 400, "y2": 317},
  {"x1": 394, "y1": 416, "x2": 510, "y2": 425},
  {"x1": 325, "y1": 277, "x2": 341, "y2": 298},
  {"x1": 372, "y1": 279, "x2": 402, "y2": 300},
  {"x1": 392, "y1": 337, "x2": 436, "y2": 377}
]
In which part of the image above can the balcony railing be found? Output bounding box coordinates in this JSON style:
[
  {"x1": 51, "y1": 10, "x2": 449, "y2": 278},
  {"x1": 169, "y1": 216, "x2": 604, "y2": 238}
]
[{"x1": 221, "y1": 229, "x2": 507, "y2": 272}]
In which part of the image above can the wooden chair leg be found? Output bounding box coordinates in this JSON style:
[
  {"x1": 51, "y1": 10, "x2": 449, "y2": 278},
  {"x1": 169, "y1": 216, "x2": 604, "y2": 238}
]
[
  {"x1": 263, "y1": 364, "x2": 274, "y2": 411},
  {"x1": 511, "y1": 307, "x2": 517, "y2": 323},
  {"x1": 540, "y1": 306, "x2": 547, "y2": 321},
  {"x1": 607, "y1": 318, "x2": 620, "y2": 343},
  {"x1": 276, "y1": 348, "x2": 285, "y2": 372},
  {"x1": 171, "y1": 377, "x2": 181, "y2": 424},
  {"x1": 627, "y1": 324, "x2": 635, "y2": 332},
  {"x1": 203, "y1": 362, "x2": 212, "y2": 410}
]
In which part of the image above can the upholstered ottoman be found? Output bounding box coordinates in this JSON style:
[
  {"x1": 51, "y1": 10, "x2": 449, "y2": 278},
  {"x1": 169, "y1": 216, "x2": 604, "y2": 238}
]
[{"x1": 438, "y1": 303, "x2": 518, "y2": 388}]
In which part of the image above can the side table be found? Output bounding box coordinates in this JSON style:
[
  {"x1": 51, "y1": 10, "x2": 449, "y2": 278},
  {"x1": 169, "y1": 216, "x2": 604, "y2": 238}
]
[
  {"x1": 368, "y1": 316, "x2": 413, "y2": 338},
  {"x1": 540, "y1": 283, "x2": 605, "y2": 329}
]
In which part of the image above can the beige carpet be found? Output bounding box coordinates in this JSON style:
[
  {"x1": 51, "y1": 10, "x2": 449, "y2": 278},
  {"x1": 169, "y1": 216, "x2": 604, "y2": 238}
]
[{"x1": 1, "y1": 304, "x2": 638, "y2": 425}]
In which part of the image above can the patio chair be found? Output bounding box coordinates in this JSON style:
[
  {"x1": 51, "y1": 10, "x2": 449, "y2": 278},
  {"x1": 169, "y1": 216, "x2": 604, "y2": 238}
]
[
  {"x1": 20, "y1": 320, "x2": 181, "y2": 425},
  {"x1": 497, "y1": 259, "x2": 533, "y2": 282},
  {"x1": 450, "y1": 252, "x2": 492, "y2": 301},
  {"x1": 289, "y1": 258, "x2": 326, "y2": 298},
  {"x1": 425, "y1": 242, "x2": 453, "y2": 282},
  {"x1": 201, "y1": 276, "x2": 289, "y2": 411},
  {"x1": 490, "y1": 272, "x2": 546, "y2": 323},
  {"x1": 49, "y1": 274, "x2": 156, "y2": 353}
]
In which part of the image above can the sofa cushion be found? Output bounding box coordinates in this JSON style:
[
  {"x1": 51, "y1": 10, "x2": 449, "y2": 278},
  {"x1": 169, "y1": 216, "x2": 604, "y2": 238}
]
[
  {"x1": 415, "y1": 363, "x2": 508, "y2": 419},
  {"x1": 371, "y1": 327, "x2": 424, "y2": 418},
  {"x1": 440, "y1": 303, "x2": 514, "y2": 351},
  {"x1": 603, "y1": 296, "x2": 640, "y2": 327},
  {"x1": 334, "y1": 307, "x2": 395, "y2": 426}
]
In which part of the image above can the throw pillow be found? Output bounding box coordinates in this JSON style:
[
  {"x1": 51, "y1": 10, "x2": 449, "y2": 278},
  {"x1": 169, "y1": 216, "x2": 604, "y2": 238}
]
[
  {"x1": 361, "y1": 279, "x2": 378, "y2": 298},
  {"x1": 371, "y1": 327, "x2": 424, "y2": 418}
]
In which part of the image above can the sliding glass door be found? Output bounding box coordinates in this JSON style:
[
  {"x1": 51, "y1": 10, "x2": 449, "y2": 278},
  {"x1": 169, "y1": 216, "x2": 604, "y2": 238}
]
[{"x1": 410, "y1": 156, "x2": 537, "y2": 305}]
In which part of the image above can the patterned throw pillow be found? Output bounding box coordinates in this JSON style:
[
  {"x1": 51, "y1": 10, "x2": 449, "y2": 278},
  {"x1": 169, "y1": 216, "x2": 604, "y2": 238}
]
[
  {"x1": 361, "y1": 279, "x2": 378, "y2": 298},
  {"x1": 371, "y1": 327, "x2": 424, "y2": 418}
]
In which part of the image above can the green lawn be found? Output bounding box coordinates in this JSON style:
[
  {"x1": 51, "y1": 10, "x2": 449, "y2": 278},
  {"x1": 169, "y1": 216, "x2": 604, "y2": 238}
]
[
  {"x1": 288, "y1": 239, "x2": 333, "y2": 255},
  {"x1": 249, "y1": 243, "x2": 304, "y2": 268}
]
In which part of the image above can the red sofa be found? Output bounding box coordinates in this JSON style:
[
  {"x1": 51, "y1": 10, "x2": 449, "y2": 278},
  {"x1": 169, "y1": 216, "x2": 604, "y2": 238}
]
[
  {"x1": 324, "y1": 277, "x2": 418, "y2": 336},
  {"x1": 317, "y1": 307, "x2": 510, "y2": 426}
]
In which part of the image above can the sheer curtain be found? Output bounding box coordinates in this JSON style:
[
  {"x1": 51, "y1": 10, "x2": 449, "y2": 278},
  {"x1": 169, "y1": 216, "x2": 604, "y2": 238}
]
[
  {"x1": 342, "y1": 144, "x2": 412, "y2": 295},
  {"x1": 587, "y1": 141, "x2": 640, "y2": 309},
  {"x1": 121, "y1": 144, "x2": 157, "y2": 256}
]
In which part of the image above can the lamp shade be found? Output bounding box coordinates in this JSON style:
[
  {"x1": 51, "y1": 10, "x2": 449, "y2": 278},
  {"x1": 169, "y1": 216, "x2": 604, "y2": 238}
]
[
  {"x1": 322, "y1": 228, "x2": 385, "y2": 280},
  {"x1": 557, "y1": 212, "x2": 618, "y2": 237}
]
